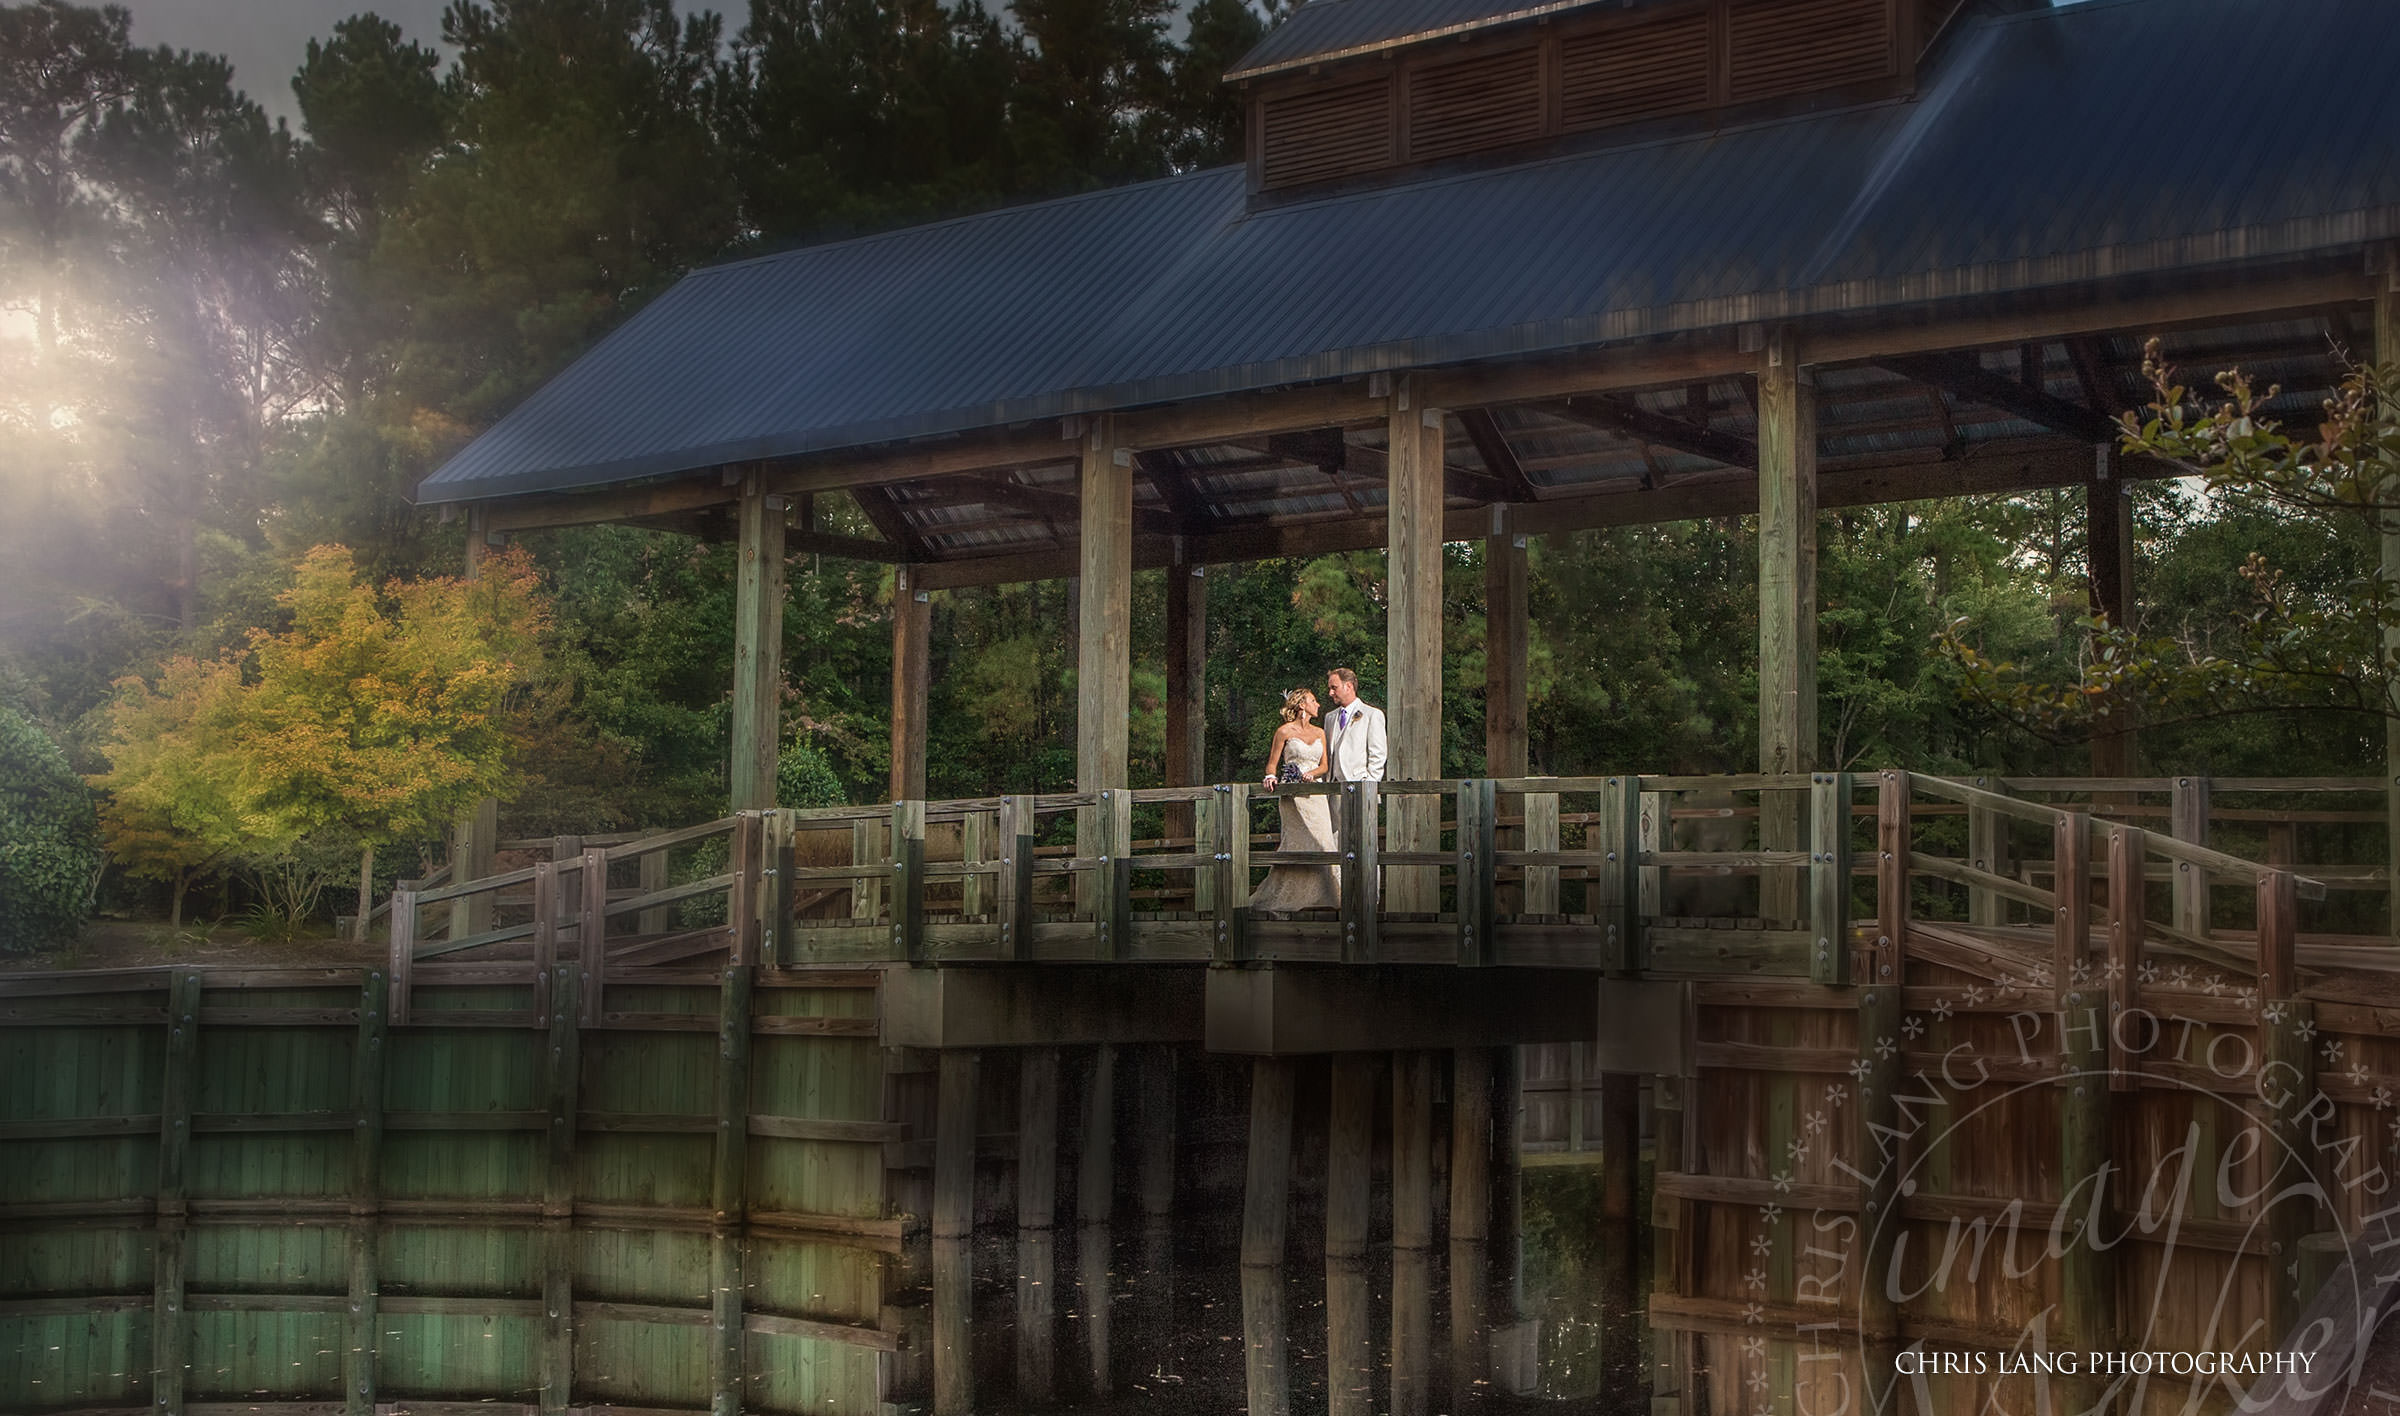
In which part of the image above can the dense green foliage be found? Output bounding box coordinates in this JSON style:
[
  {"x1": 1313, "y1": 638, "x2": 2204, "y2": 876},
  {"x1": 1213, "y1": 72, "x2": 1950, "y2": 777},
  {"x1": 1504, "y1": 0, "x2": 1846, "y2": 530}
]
[
  {"x1": 0, "y1": 0, "x2": 2380, "y2": 933},
  {"x1": 0, "y1": 702, "x2": 101, "y2": 952}
]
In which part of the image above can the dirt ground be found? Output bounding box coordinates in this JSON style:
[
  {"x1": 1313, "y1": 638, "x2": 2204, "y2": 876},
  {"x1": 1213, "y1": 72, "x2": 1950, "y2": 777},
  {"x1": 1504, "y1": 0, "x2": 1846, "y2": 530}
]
[{"x1": 0, "y1": 919, "x2": 387, "y2": 974}]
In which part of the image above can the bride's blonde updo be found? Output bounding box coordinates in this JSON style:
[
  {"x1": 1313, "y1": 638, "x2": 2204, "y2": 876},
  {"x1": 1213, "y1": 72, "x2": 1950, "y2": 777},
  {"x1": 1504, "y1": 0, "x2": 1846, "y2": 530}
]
[{"x1": 1278, "y1": 688, "x2": 1313, "y2": 723}]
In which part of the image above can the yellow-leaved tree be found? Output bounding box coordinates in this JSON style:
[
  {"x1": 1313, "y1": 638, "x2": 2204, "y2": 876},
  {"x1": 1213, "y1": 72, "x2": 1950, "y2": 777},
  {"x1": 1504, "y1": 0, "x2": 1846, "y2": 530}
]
[{"x1": 95, "y1": 544, "x2": 550, "y2": 936}]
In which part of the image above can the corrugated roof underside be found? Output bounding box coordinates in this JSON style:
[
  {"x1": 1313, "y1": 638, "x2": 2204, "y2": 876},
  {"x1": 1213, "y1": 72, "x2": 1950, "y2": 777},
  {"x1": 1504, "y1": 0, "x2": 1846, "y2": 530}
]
[{"x1": 420, "y1": 0, "x2": 2400, "y2": 505}]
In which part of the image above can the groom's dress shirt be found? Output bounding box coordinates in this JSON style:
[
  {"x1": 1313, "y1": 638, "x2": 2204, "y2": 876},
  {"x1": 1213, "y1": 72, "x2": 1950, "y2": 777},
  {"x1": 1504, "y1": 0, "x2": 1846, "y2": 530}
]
[{"x1": 1325, "y1": 701, "x2": 1388, "y2": 782}]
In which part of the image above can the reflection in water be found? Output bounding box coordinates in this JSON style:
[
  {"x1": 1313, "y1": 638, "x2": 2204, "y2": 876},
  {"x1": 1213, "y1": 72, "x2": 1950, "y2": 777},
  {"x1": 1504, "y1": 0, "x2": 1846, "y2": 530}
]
[
  {"x1": 1077, "y1": 1224, "x2": 1114, "y2": 1398},
  {"x1": 1018, "y1": 1227, "x2": 1058, "y2": 1403}
]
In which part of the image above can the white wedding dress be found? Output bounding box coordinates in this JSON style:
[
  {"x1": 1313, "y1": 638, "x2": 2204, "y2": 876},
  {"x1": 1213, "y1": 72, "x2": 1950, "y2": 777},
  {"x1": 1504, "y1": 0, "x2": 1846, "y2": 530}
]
[{"x1": 1248, "y1": 734, "x2": 1341, "y2": 913}]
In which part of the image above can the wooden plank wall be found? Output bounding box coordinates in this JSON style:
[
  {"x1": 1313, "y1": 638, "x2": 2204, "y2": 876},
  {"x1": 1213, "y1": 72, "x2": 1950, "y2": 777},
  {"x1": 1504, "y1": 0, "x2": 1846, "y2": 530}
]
[{"x1": 0, "y1": 966, "x2": 897, "y2": 1416}]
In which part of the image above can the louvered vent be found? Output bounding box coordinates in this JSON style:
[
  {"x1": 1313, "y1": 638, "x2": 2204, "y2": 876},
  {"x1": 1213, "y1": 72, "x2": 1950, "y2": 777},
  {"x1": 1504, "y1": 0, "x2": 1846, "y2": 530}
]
[
  {"x1": 1726, "y1": 0, "x2": 1892, "y2": 103},
  {"x1": 1261, "y1": 78, "x2": 1394, "y2": 189},
  {"x1": 1560, "y1": 11, "x2": 1713, "y2": 132},
  {"x1": 1407, "y1": 48, "x2": 1543, "y2": 163}
]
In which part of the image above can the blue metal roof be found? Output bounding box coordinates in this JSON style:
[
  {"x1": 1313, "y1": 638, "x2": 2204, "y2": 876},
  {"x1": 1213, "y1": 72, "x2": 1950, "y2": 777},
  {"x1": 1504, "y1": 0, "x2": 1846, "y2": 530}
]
[
  {"x1": 419, "y1": 0, "x2": 2400, "y2": 507},
  {"x1": 1224, "y1": 0, "x2": 1628, "y2": 80}
]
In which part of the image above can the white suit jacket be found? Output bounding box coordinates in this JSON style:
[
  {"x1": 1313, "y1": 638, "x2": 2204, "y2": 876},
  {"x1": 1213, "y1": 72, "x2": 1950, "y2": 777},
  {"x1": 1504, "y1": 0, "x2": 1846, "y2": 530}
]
[{"x1": 1324, "y1": 700, "x2": 1388, "y2": 782}]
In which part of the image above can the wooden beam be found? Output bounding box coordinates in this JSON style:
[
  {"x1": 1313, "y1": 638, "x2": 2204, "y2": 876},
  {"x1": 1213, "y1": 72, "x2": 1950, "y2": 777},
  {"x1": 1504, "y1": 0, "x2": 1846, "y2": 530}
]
[
  {"x1": 910, "y1": 440, "x2": 2142, "y2": 588},
  {"x1": 1878, "y1": 352, "x2": 2120, "y2": 443},
  {"x1": 731, "y1": 470, "x2": 786, "y2": 811},
  {"x1": 765, "y1": 424, "x2": 1073, "y2": 497},
  {"x1": 1325, "y1": 1053, "x2": 1374, "y2": 1416},
  {"x1": 1342, "y1": 438, "x2": 1509, "y2": 503},
  {"x1": 1137, "y1": 451, "x2": 1219, "y2": 531},
  {"x1": 1017, "y1": 1046, "x2": 1060, "y2": 1403},
  {"x1": 1551, "y1": 394, "x2": 1759, "y2": 469},
  {"x1": 484, "y1": 476, "x2": 736, "y2": 534},
  {"x1": 892, "y1": 566, "x2": 931, "y2": 802},
  {"x1": 849, "y1": 484, "x2": 931, "y2": 561},
  {"x1": 1457, "y1": 407, "x2": 1542, "y2": 501},
  {"x1": 788, "y1": 528, "x2": 907, "y2": 563},
  {"x1": 973, "y1": 470, "x2": 1177, "y2": 537}
]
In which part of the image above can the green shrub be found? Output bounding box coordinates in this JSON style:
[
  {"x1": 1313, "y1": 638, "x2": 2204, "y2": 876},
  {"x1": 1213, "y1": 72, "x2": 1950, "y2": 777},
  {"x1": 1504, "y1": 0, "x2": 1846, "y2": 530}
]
[
  {"x1": 0, "y1": 705, "x2": 101, "y2": 954},
  {"x1": 778, "y1": 743, "x2": 847, "y2": 808}
]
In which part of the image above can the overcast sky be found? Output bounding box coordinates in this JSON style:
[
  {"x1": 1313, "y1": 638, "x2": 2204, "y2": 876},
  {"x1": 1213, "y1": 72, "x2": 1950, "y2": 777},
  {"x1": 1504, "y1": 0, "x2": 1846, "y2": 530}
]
[{"x1": 116, "y1": 0, "x2": 458, "y2": 123}]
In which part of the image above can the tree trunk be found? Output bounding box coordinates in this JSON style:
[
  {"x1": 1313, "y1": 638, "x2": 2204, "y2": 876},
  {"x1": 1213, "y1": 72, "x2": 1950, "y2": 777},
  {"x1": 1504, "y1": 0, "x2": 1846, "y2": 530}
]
[
  {"x1": 355, "y1": 842, "x2": 375, "y2": 944},
  {"x1": 170, "y1": 867, "x2": 187, "y2": 932}
]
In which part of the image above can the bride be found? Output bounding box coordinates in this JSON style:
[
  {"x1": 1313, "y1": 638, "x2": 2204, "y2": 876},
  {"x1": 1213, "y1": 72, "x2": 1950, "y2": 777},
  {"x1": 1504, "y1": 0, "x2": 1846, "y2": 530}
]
[{"x1": 1247, "y1": 688, "x2": 1341, "y2": 914}]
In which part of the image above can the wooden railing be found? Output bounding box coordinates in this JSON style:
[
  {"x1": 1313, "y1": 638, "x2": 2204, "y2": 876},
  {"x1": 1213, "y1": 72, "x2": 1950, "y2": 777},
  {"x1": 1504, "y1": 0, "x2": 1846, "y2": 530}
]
[{"x1": 386, "y1": 774, "x2": 2392, "y2": 1020}]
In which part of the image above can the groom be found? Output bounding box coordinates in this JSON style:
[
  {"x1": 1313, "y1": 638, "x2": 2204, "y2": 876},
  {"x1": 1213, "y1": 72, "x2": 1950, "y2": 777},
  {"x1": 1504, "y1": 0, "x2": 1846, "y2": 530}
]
[{"x1": 1322, "y1": 667, "x2": 1388, "y2": 782}]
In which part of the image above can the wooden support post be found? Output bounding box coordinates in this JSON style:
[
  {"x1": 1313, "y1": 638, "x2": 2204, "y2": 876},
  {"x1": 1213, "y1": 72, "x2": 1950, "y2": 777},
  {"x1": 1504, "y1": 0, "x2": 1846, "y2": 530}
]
[
  {"x1": 2171, "y1": 775, "x2": 2212, "y2": 937},
  {"x1": 710, "y1": 963, "x2": 753, "y2": 1416},
  {"x1": 1325, "y1": 1054, "x2": 1375, "y2": 1416},
  {"x1": 541, "y1": 963, "x2": 580, "y2": 1416},
  {"x1": 1485, "y1": 507, "x2": 1529, "y2": 778},
  {"x1": 708, "y1": 1231, "x2": 743, "y2": 1416},
  {"x1": 345, "y1": 969, "x2": 387, "y2": 1416},
  {"x1": 1457, "y1": 778, "x2": 1495, "y2": 965},
  {"x1": 712, "y1": 965, "x2": 755, "y2": 1222},
  {"x1": 1339, "y1": 780, "x2": 1380, "y2": 963},
  {"x1": 1388, "y1": 378, "x2": 1447, "y2": 912},
  {"x1": 2106, "y1": 825, "x2": 2146, "y2": 1092},
  {"x1": 962, "y1": 808, "x2": 991, "y2": 921},
  {"x1": 732, "y1": 468, "x2": 787, "y2": 811},
  {"x1": 1449, "y1": 1049, "x2": 1494, "y2": 1412},
  {"x1": 1809, "y1": 772, "x2": 1852, "y2": 985},
  {"x1": 2054, "y1": 810, "x2": 2091, "y2": 1005},
  {"x1": 851, "y1": 817, "x2": 886, "y2": 922},
  {"x1": 1224, "y1": 782, "x2": 1253, "y2": 959},
  {"x1": 2256, "y1": 865, "x2": 2313, "y2": 1342},
  {"x1": 1018, "y1": 1047, "x2": 1061, "y2": 1403},
  {"x1": 999, "y1": 795, "x2": 1034, "y2": 960},
  {"x1": 451, "y1": 511, "x2": 501, "y2": 938},
  {"x1": 532, "y1": 863, "x2": 561, "y2": 1027},
  {"x1": 639, "y1": 841, "x2": 669, "y2": 937},
  {"x1": 892, "y1": 564, "x2": 931, "y2": 803},
  {"x1": 892, "y1": 800, "x2": 926, "y2": 962},
  {"x1": 730, "y1": 811, "x2": 764, "y2": 968},
  {"x1": 1166, "y1": 560, "x2": 1207, "y2": 855},
  {"x1": 1392, "y1": 1050, "x2": 1435, "y2": 1416},
  {"x1": 2058, "y1": 841, "x2": 2115, "y2": 1382},
  {"x1": 1758, "y1": 329, "x2": 1819, "y2": 924},
  {"x1": 1095, "y1": 789, "x2": 1132, "y2": 961},
  {"x1": 449, "y1": 790, "x2": 501, "y2": 941},
  {"x1": 2381, "y1": 274, "x2": 2400, "y2": 935},
  {"x1": 933, "y1": 1051, "x2": 979, "y2": 1416},
  {"x1": 1966, "y1": 776, "x2": 2007, "y2": 927},
  {"x1": 1593, "y1": 776, "x2": 1638, "y2": 972},
  {"x1": 2088, "y1": 447, "x2": 2138, "y2": 777},
  {"x1": 1598, "y1": 1069, "x2": 1642, "y2": 1413},
  {"x1": 386, "y1": 889, "x2": 417, "y2": 1028},
  {"x1": 152, "y1": 971, "x2": 200, "y2": 1415},
  {"x1": 1648, "y1": 1069, "x2": 1692, "y2": 1410},
  {"x1": 579, "y1": 848, "x2": 610, "y2": 1028},
  {"x1": 541, "y1": 1222, "x2": 575, "y2": 1416},
  {"x1": 1523, "y1": 790, "x2": 1560, "y2": 918},
  {"x1": 1855, "y1": 772, "x2": 1910, "y2": 1404},
  {"x1": 1079, "y1": 420, "x2": 1132, "y2": 920},
  {"x1": 1241, "y1": 1058, "x2": 1298, "y2": 1416},
  {"x1": 544, "y1": 965, "x2": 582, "y2": 1218},
  {"x1": 1487, "y1": 510, "x2": 1530, "y2": 912},
  {"x1": 1637, "y1": 791, "x2": 1663, "y2": 920}
]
